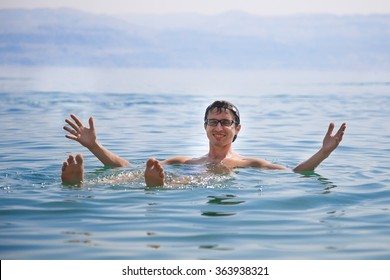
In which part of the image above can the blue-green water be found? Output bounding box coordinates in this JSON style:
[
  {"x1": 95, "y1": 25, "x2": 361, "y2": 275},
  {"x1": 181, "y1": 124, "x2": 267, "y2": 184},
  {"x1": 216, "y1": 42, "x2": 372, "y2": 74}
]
[{"x1": 0, "y1": 67, "x2": 389, "y2": 259}]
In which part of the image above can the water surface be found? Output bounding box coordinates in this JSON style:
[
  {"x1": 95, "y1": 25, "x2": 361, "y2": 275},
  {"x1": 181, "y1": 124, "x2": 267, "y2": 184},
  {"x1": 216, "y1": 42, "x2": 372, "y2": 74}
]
[{"x1": 0, "y1": 67, "x2": 389, "y2": 259}]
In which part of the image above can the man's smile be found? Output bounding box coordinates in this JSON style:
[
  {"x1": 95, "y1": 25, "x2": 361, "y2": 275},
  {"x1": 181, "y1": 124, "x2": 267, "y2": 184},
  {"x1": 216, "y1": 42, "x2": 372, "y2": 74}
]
[{"x1": 213, "y1": 132, "x2": 227, "y2": 140}]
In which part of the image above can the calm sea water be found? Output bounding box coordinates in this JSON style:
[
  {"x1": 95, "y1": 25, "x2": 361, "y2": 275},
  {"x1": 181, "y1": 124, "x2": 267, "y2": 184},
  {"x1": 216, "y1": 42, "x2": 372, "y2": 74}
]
[{"x1": 0, "y1": 67, "x2": 389, "y2": 260}]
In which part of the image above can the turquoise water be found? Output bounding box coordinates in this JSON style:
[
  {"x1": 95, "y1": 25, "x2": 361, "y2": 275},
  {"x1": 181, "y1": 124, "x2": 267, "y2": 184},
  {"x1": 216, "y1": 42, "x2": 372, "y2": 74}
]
[{"x1": 0, "y1": 67, "x2": 389, "y2": 259}]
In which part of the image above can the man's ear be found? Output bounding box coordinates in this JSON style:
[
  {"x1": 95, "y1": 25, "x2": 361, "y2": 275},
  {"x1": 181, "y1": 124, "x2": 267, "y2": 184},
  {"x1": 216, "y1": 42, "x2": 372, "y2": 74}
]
[
  {"x1": 232, "y1": 124, "x2": 241, "y2": 143},
  {"x1": 236, "y1": 124, "x2": 242, "y2": 134}
]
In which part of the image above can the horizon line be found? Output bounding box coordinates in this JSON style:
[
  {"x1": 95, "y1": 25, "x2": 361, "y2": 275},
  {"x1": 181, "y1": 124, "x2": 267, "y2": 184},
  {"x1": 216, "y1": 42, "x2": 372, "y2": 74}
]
[{"x1": 1, "y1": 6, "x2": 390, "y2": 17}]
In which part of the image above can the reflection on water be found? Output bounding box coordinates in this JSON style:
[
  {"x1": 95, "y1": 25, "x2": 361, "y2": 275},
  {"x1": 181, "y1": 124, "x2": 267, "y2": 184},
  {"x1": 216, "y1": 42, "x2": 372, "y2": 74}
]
[
  {"x1": 207, "y1": 194, "x2": 245, "y2": 205},
  {"x1": 62, "y1": 231, "x2": 97, "y2": 247},
  {"x1": 300, "y1": 172, "x2": 338, "y2": 194},
  {"x1": 202, "y1": 195, "x2": 245, "y2": 217},
  {"x1": 199, "y1": 244, "x2": 233, "y2": 251},
  {"x1": 201, "y1": 211, "x2": 236, "y2": 217}
]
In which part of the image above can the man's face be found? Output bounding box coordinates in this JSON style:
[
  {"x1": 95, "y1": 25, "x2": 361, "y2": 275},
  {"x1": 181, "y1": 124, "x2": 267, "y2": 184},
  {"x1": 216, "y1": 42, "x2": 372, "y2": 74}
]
[{"x1": 204, "y1": 108, "x2": 241, "y2": 146}]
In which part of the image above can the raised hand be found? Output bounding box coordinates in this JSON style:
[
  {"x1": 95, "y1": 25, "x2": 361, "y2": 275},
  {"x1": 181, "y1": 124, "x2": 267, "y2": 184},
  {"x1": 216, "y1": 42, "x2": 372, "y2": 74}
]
[
  {"x1": 293, "y1": 122, "x2": 347, "y2": 172},
  {"x1": 321, "y1": 122, "x2": 347, "y2": 156},
  {"x1": 63, "y1": 114, "x2": 97, "y2": 149}
]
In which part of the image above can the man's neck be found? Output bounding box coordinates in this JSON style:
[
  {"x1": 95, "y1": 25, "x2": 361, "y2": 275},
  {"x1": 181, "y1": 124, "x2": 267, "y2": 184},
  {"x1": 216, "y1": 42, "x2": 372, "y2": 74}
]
[{"x1": 207, "y1": 144, "x2": 235, "y2": 162}]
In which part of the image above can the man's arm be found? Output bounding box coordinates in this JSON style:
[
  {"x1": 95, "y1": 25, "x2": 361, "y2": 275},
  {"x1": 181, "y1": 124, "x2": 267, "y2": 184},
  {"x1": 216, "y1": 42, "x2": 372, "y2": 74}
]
[
  {"x1": 293, "y1": 122, "x2": 346, "y2": 172},
  {"x1": 63, "y1": 114, "x2": 131, "y2": 167}
]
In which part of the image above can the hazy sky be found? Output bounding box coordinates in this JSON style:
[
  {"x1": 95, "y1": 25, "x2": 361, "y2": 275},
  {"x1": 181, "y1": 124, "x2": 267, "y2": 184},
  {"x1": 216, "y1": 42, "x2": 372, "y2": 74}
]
[{"x1": 1, "y1": 0, "x2": 390, "y2": 15}]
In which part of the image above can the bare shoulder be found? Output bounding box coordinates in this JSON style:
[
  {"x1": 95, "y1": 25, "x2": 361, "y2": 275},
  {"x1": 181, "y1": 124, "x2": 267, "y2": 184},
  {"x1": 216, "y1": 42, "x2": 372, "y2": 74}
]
[
  {"x1": 240, "y1": 157, "x2": 288, "y2": 170},
  {"x1": 162, "y1": 156, "x2": 195, "y2": 165}
]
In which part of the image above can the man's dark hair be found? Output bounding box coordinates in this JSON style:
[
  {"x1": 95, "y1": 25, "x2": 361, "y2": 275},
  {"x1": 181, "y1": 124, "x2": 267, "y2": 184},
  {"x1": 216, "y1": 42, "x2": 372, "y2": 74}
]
[{"x1": 204, "y1": 100, "x2": 240, "y2": 142}]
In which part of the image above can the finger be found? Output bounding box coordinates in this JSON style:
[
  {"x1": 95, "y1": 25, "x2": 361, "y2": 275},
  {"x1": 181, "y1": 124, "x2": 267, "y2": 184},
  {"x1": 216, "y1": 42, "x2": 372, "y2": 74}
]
[
  {"x1": 65, "y1": 134, "x2": 79, "y2": 142},
  {"x1": 70, "y1": 114, "x2": 84, "y2": 128},
  {"x1": 335, "y1": 123, "x2": 346, "y2": 136},
  {"x1": 63, "y1": 125, "x2": 78, "y2": 135},
  {"x1": 337, "y1": 122, "x2": 346, "y2": 129},
  {"x1": 326, "y1": 122, "x2": 335, "y2": 136},
  {"x1": 336, "y1": 123, "x2": 346, "y2": 141},
  {"x1": 65, "y1": 119, "x2": 80, "y2": 132},
  {"x1": 88, "y1": 116, "x2": 94, "y2": 130}
]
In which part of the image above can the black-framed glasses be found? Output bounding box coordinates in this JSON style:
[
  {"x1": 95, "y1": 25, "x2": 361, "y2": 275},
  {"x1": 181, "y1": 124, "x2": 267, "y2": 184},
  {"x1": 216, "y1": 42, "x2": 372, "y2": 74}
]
[{"x1": 205, "y1": 119, "x2": 235, "y2": 127}]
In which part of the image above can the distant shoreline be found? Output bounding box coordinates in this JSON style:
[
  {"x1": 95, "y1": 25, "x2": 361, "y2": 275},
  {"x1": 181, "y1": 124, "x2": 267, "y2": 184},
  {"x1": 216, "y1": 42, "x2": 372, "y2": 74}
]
[{"x1": 1, "y1": 8, "x2": 389, "y2": 70}]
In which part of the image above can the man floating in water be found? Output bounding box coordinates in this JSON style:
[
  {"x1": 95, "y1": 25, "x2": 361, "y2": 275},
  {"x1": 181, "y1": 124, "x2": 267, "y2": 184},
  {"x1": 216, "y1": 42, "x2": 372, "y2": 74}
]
[{"x1": 61, "y1": 100, "x2": 346, "y2": 186}]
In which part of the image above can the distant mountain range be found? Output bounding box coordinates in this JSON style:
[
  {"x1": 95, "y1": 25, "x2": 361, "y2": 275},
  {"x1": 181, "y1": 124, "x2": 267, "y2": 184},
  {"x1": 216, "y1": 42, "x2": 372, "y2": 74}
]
[{"x1": 0, "y1": 8, "x2": 389, "y2": 69}]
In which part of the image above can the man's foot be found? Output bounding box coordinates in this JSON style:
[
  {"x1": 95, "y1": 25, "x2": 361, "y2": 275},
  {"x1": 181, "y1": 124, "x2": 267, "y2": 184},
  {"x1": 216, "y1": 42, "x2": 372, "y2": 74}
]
[
  {"x1": 145, "y1": 158, "x2": 165, "y2": 186},
  {"x1": 61, "y1": 154, "x2": 84, "y2": 185}
]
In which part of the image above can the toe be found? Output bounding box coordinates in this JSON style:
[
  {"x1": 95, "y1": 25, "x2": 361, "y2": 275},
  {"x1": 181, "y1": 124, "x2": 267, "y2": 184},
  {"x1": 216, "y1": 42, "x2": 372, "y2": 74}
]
[
  {"x1": 62, "y1": 161, "x2": 68, "y2": 171},
  {"x1": 159, "y1": 170, "x2": 165, "y2": 178},
  {"x1": 146, "y1": 158, "x2": 156, "y2": 169},
  {"x1": 67, "y1": 154, "x2": 75, "y2": 165},
  {"x1": 75, "y1": 154, "x2": 83, "y2": 164}
]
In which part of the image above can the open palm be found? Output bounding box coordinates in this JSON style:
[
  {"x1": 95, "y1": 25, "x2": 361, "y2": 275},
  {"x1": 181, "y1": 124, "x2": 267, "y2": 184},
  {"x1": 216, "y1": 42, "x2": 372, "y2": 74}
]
[
  {"x1": 63, "y1": 114, "x2": 97, "y2": 149},
  {"x1": 322, "y1": 122, "x2": 346, "y2": 155}
]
